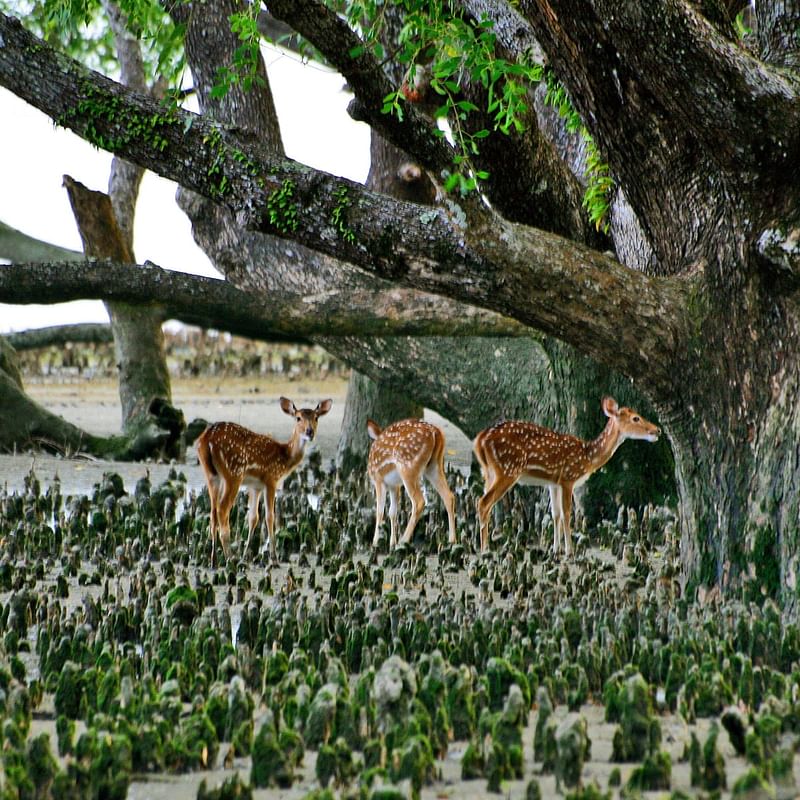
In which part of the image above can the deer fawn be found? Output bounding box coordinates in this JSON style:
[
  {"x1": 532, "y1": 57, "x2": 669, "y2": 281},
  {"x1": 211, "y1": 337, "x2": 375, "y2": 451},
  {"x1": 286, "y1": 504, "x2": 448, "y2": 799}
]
[
  {"x1": 367, "y1": 418, "x2": 457, "y2": 548},
  {"x1": 474, "y1": 396, "x2": 660, "y2": 555},
  {"x1": 196, "y1": 397, "x2": 332, "y2": 562}
]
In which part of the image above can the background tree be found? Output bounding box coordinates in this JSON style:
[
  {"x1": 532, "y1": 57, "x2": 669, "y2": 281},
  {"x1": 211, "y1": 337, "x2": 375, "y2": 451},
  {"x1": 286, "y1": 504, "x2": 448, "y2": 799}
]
[{"x1": 1, "y1": 1, "x2": 798, "y2": 598}]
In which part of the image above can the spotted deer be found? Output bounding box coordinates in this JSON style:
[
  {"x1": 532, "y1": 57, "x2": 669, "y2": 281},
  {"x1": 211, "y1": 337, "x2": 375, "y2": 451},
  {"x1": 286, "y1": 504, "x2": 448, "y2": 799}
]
[
  {"x1": 367, "y1": 418, "x2": 457, "y2": 548},
  {"x1": 196, "y1": 397, "x2": 332, "y2": 561},
  {"x1": 473, "y1": 396, "x2": 660, "y2": 555}
]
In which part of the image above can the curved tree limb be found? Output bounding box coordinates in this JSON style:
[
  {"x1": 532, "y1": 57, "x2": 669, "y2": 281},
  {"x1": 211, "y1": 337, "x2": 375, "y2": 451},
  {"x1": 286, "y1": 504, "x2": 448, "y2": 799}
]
[
  {"x1": 0, "y1": 261, "x2": 529, "y2": 338},
  {"x1": 6, "y1": 324, "x2": 113, "y2": 350},
  {"x1": 0, "y1": 12, "x2": 692, "y2": 392},
  {"x1": 0, "y1": 221, "x2": 82, "y2": 263}
]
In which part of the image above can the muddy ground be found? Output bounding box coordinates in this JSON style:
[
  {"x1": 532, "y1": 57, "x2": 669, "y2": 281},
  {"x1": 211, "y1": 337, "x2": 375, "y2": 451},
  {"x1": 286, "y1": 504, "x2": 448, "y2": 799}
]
[{"x1": 0, "y1": 375, "x2": 783, "y2": 799}]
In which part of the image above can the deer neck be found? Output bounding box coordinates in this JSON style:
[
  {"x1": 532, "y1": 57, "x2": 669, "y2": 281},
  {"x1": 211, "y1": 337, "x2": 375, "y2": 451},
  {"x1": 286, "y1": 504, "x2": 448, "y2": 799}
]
[
  {"x1": 284, "y1": 430, "x2": 310, "y2": 469},
  {"x1": 585, "y1": 418, "x2": 623, "y2": 471}
]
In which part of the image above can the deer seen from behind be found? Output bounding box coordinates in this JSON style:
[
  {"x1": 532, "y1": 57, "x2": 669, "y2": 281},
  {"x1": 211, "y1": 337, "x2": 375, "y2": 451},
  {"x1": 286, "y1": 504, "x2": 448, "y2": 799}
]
[
  {"x1": 367, "y1": 418, "x2": 457, "y2": 549},
  {"x1": 473, "y1": 396, "x2": 660, "y2": 555},
  {"x1": 196, "y1": 397, "x2": 332, "y2": 562}
]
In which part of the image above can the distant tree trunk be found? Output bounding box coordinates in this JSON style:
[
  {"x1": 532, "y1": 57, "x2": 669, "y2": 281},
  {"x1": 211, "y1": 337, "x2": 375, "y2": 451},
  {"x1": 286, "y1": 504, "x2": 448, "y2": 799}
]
[
  {"x1": 62, "y1": 176, "x2": 184, "y2": 459},
  {"x1": 100, "y1": 0, "x2": 173, "y2": 436},
  {"x1": 336, "y1": 370, "x2": 423, "y2": 473}
]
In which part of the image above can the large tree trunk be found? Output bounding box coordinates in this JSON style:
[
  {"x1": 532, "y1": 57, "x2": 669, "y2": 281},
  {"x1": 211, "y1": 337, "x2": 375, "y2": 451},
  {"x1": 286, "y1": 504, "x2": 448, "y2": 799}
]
[{"x1": 516, "y1": 0, "x2": 800, "y2": 600}]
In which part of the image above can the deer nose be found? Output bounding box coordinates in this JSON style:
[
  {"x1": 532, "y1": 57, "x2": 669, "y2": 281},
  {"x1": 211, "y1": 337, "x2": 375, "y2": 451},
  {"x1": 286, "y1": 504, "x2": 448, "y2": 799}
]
[{"x1": 306, "y1": 427, "x2": 315, "y2": 440}]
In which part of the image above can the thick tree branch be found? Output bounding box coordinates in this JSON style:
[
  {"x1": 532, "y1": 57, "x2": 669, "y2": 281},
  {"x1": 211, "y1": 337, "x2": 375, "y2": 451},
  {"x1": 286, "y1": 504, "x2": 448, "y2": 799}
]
[
  {"x1": 6, "y1": 324, "x2": 113, "y2": 350},
  {"x1": 0, "y1": 12, "x2": 690, "y2": 389},
  {"x1": 0, "y1": 261, "x2": 528, "y2": 338},
  {"x1": 0, "y1": 221, "x2": 82, "y2": 263},
  {"x1": 266, "y1": 0, "x2": 455, "y2": 178},
  {"x1": 518, "y1": 0, "x2": 800, "y2": 185}
]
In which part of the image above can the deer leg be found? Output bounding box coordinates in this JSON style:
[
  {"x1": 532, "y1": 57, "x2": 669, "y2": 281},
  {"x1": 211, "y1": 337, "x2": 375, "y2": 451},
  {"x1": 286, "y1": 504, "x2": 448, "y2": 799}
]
[
  {"x1": 215, "y1": 477, "x2": 241, "y2": 560},
  {"x1": 561, "y1": 484, "x2": 574, "y2": 557},
  {"x1": 476, "y1": 473, "x2": 517, "y2": 552},
  {"x1": 425, "y1": 462, "x2": 457, "y2": 544},
  {"x1": 388, "y1": 486, "x2": 401, "y2": 548},
  {"x1": 245, "y1": 487, "x2": 261, "y2": 556},
  {"x1": 264, "y1": 484, "x2": 278, "y2": 563},
  {"x1": 372, "y1": 478, "x2": 387, "y2": 547},
  {"x1": 548, "y1": 484, "x2": 565, "y2": 556},
  {"x1": 205, "y1": 475, "x2": 222, "y2": 561},
  {"x1": 399, "y1": 472, "x2": 425, "y2": 545}
]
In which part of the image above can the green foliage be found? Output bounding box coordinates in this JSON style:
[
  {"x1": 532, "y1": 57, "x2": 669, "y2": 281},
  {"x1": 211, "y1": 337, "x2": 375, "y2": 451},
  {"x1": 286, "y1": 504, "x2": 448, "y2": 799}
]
[
  {"x1": 267, "y1": 179, "x2": 300, "y2": 234},
  {"x1": 624, "y1": 750, "x2": 672, "y2": 795},
  {"x1": 543, "y1": 69, "x2": 614, "y2": 232},
  {"x1": 731, "y1": 767, "x2": 775, "y2": 799},
  {"x1": 339, "y1": 1, "x2": 543, "y2": 196},
  {"x1": 5, "y1": 0, "x2": 185, "y2": 89},
  {"x1": 331, "y1": 186, "x2": 357, "y2": 244},
  {"x1": 734, "y1": 10, "x2": 753, "y2": 39},
  {"x1": 211, "y1": 6, "x2": 266, "y2": 100},
  {"x1": 197, "y1": 773, "x2": 254, "y2": 800},
  {"x1": 751, "y1": 524, "x2": 781, "y2": 600},
  {"x1": 610, "y1": 673, "x2": 661, "y2": 762},
  {"x1": 251, "y1": 717, "x2": 294, "y2": 788}
]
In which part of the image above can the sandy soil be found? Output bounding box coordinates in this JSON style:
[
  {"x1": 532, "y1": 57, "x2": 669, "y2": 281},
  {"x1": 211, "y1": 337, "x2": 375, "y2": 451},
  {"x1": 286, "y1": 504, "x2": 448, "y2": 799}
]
[{"x1": 2, "y1": 376, "x2": 473, "y2": 496}]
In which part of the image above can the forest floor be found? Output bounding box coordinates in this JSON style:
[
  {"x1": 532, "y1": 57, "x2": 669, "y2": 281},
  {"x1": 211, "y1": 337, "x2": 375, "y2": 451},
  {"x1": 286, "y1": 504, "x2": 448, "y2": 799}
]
[{"x1": 0, "y1": 373, "x2": 785, "y2": 799}]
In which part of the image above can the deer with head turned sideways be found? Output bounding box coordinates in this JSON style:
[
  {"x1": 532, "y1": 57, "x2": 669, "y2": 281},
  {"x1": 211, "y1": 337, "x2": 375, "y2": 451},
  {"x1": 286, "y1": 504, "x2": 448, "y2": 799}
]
[
  {"x1": 474, "y1": 396, "x2": 660, "y2": 555},
  {"x1": 367, "y1": 418, "x2": 457, "y2": 548},
  {"x1": 196, "y1": 397, "x2": 332, "y2": 562}
]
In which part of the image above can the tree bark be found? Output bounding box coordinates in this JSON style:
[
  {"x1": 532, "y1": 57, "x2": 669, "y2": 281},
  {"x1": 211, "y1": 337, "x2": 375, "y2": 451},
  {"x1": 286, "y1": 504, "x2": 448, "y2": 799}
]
[
  {"x1": 100, "y1": 0, "x2": 173, "y2": 436},
  {"x1": 0, "y1": 260, "x2": 527, "y2": 339},
  {"x1": 0, "y1": 12, "x2": 694, "y2": 394}
]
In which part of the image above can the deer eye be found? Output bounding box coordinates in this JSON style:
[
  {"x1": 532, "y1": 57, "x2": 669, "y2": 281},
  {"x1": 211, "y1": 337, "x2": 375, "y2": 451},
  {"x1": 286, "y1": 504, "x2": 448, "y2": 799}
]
[{"x1": 632, "y1": 416, "x2": 640, "y2": 422}]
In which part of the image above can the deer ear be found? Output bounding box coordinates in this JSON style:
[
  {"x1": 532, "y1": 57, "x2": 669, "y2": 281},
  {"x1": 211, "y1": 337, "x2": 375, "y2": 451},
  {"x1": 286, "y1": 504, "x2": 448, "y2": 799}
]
[
  {"x1": 316, "y1": 398, "x2": 332, "y2": 416},
  {"x1": 280, "y1": 397, "x2": 296, "y2": 416},
  {"x1": 366, "y1": 419, "x2": 381, "y2": 440},
  {"x1": 602, "y1": 396, "x2": 619, "y2": 418}
]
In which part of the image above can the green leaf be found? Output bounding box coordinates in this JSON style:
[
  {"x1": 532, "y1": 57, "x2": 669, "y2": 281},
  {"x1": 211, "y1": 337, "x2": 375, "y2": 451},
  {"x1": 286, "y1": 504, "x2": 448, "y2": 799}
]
[{"x1": 443, "y1": 173, "x2": 459, "y2": 193}]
